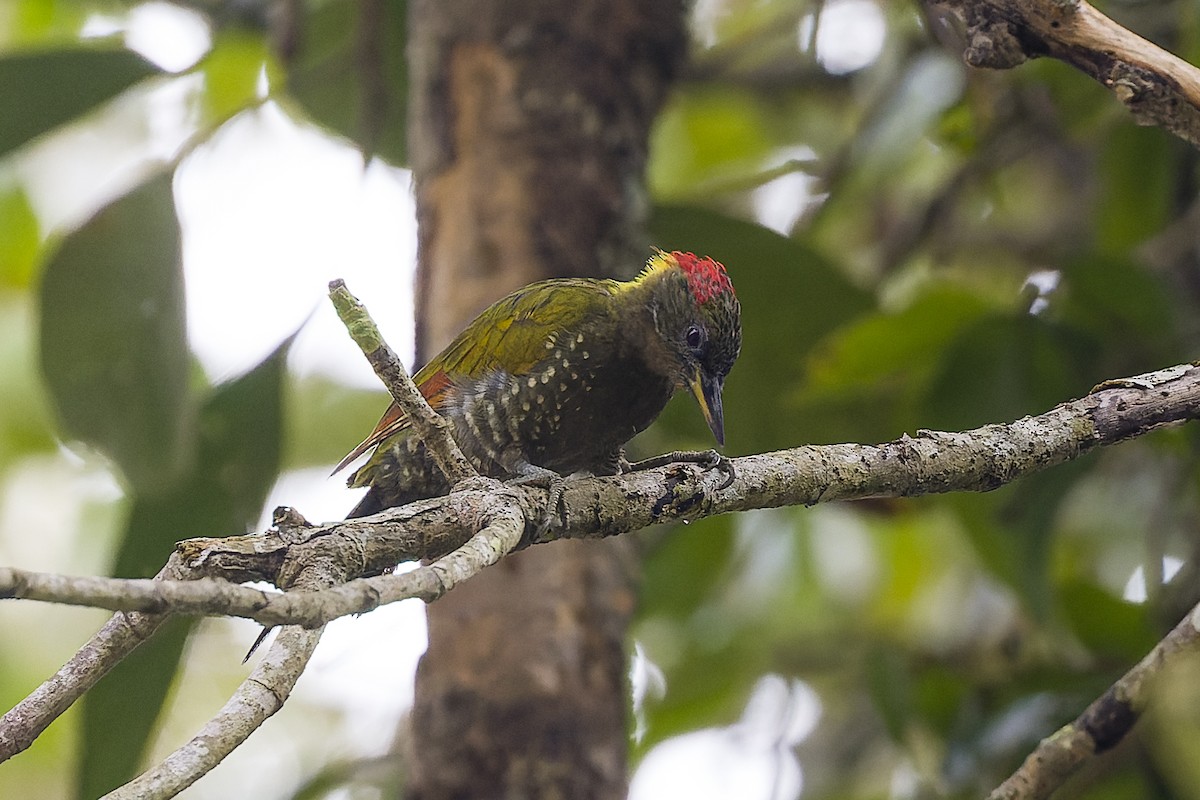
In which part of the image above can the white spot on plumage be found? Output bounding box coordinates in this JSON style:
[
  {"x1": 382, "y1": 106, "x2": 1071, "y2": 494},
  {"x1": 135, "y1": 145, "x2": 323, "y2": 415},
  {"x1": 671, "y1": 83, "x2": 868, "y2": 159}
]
[
  {"x1": 522, "y1": 402, "x2": 531, "y2": 412},
  {"x1": 527, "y1": 377, "x2": 537, "y2": 388}
]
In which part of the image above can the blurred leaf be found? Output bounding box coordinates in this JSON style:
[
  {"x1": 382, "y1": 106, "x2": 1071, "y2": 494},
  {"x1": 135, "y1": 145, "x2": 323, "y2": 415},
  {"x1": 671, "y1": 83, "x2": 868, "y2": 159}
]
[
  {"x1": 807, "y1": 287, "x2": 990, "y2": 394},
  {"x1": 0, "y1": 46, "x2": 161, "y2": 159},
  {"x1": 198, "y1": 29, "x2": 271, "y2": 125},
  {"x1": 0, "y1": 180, "x2": 40, "y2": 288},
  {"x1": 283, "y1": 0, "x2": 407, "y2": 165},
  {"x1": 285, "y1": 375, "x2": 389, "y2": 470},
  {"x1": 925, "y1": 314, "x2": 1099, "y2": 432},
  {"x1": 114, "y1": 334, "x2": 293, "y2": 578},
  {"x1": 1059, "y1": 253, "x2": 1180, "y2": 365},
  {"x1": 79, "y1": 337, "x2": 291, "y2": 797},
  {"x1": 0, "y1": 296, "x2": 56, "y2": 466},
  {"x1": 649, "y1": 204, "x2": 871, "y2": 452},
  {"x1": 76, "y1": 617, "x2": 191, "y2": 800},
  {"x1": 39, "y1": 172, "x2": 193, "y2": 493},
  {"x1": 640, "y1": 516, "x2": 736, "y2": 619},
  {"x1": 1095, "y1": 125, "x2": 1175, "y2": 254},
  {"x1": 1059, "y1": 580, "x2": 1157, "y2": 663},
  {"x1": 649, "y1": 87, "x2": 779, "y2": 200},
  {"x1": 797, "y1": 286, "x2": 991, "y2": 442},
  {"x1": 866, "y1": 646, "x2": 913, "y2": 742},
  {"x1": 914, "y1": 665, "x2": 972, "y2": 739}
]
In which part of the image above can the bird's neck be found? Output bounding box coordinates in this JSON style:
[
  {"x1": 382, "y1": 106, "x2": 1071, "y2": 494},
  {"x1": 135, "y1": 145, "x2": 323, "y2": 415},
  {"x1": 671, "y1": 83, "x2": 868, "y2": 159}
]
[{"x1": 615, "y1": 267, "x2": 688, "y2": 385}]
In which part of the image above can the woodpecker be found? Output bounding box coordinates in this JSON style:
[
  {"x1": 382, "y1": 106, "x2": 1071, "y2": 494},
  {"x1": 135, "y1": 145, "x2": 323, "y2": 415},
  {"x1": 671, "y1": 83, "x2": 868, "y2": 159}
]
[{"x1": 337, "y1": 250, "x2": 741, "y2": 519}]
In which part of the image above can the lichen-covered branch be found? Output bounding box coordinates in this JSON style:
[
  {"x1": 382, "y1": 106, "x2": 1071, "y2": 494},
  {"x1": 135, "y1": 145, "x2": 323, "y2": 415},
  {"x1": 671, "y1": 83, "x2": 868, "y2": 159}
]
[
  {"x1": 3, "y1": 363, "x2": 1198, "y2": 633},
  {"x1": 987, "y1": 599, "x2": 1200, "y2": 800},
  {"x1": 935, "y1": 0, "x2": 1200, "y2": 147}
]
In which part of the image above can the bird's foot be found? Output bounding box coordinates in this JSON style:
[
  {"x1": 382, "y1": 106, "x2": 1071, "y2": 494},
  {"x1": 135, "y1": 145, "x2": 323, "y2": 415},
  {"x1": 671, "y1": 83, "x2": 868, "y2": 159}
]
[
  {"x1": 624, "y1": 449, "x2": 736, "y2": 489},
  {"x1": 508, "y1": 465, "x2": 568, "y2": 536}
]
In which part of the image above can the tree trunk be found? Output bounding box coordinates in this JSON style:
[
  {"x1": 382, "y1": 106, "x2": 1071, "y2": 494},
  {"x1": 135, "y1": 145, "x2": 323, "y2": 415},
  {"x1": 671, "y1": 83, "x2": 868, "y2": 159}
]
[{"x1": 405, "y1": 1, "x2": 685, "y2": 797}]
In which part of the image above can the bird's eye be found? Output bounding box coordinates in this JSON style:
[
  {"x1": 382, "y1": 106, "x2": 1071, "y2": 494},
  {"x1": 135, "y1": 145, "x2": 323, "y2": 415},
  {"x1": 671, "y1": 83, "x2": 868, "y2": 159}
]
[{"x1": 685, "y1": 325, "x2": 703, "y2": 351}]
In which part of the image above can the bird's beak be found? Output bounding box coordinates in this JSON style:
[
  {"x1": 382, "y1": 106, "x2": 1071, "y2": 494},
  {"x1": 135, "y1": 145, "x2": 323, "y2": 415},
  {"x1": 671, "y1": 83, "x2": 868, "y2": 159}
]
[{"x1": 688, "y1": 370, "x2": 725, "y2": 446}]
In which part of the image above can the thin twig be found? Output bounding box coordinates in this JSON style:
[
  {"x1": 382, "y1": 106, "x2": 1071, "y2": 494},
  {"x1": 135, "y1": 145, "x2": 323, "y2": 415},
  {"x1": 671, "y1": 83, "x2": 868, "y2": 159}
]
[
  {"x1": 100, "y1": 507, "x2": 525, "y2": 799},
  {"x1": 101, "y1": 623, "x2": 324, "y2": 800},
  {"x1": 0, "y1": 554, "x2": 190, "y2": 761},
  {"x1": 987, "y1": 600, "x2": 1200, "y2": 799},
  {"x1": 327, "y1": 279, "x2": 476, "y2": 484}
]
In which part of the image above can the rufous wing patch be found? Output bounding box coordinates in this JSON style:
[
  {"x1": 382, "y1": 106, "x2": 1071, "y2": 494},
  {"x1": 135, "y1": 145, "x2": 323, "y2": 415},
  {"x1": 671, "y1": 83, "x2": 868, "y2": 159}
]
[{"x1": 331, "y1": 369, "x2": 455, "y2": 474}]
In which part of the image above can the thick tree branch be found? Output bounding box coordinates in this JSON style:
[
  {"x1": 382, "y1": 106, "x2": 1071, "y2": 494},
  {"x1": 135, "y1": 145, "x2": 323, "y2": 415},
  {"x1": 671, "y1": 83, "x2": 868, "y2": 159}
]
[
  {"x1": 988, "y1": 598, "x2": 1200, "y2": 800},
  {"x1": 3, "y1": 363, "x2": 1198, "y2": 630},
  {"x1": 935, "y1": 0, "x2": 1200, "y2": 147}
]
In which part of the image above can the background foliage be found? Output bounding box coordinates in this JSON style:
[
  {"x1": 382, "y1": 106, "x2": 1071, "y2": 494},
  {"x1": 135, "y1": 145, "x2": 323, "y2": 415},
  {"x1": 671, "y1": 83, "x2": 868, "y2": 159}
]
[{"x1": 2, "y1": 0, "x2": 1200, "y2": 797}]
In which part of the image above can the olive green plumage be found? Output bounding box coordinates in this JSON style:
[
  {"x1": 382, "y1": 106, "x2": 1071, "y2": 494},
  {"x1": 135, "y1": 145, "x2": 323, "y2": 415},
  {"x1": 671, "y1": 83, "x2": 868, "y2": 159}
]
[{"x1": 339, "y1": 250, "x2": 741, "y2": 518}]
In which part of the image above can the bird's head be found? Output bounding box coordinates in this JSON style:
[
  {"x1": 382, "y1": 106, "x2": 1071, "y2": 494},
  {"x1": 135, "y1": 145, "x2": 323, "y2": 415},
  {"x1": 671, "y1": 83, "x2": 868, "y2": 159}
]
[{"x1": 640, "y1": 250, "x2": 742, "y2": 445}]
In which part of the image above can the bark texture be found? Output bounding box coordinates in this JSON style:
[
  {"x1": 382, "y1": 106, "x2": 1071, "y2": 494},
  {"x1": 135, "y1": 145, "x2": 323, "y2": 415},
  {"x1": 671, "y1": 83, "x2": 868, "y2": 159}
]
[{"x1": 405, "y1": 2, "x2": 686, "y2": 797}]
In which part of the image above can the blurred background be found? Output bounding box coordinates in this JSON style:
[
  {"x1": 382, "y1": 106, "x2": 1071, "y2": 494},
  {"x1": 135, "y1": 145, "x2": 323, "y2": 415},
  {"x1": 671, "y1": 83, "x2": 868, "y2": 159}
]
[{"x1": 2, "y1": 0, "x2": 1200, "y2": 798}]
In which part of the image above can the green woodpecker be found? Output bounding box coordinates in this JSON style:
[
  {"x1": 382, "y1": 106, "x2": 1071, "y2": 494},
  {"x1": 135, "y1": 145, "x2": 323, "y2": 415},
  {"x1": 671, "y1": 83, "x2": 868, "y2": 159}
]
[{"x1": 338, "y1": 250, "x2": 741, "y2": 518}]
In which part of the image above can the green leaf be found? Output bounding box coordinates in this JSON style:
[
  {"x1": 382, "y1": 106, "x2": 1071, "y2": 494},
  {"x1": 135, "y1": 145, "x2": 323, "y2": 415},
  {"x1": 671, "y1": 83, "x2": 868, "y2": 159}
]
[
  {"x1": 649, "y1": 204, "x2": 871, "y2": 452},
  {"x1": 114, "y1": 335, "x2": 293, "y2": 578},
  {"x1": 78, "y1": 338, "x2": 291, "y2": 797},
  {"x1": 76, "y1": 617, "x2": 192, "y2": 800},
  {"x1": 0, "y1": 296, "x2": 56, "y2": 467},
  {"x1": 283, "y1": 0, "x2": 407, "y2": 165},
  {"x1": 1059, "y1": 253, "x2": 1180, "y2": 364},
  {"x1": 1095, "y1": 125, "x2": 1176, "y2": 254},
  {"x1": 0, "y1": 180, "x2": 40, "y2": 289},
  {"x1": 799, "y1": 286, "x2": 991, "y2": 442},
  {"x1": 1059, "y1": 579, "x2": 1157, "y2": 663},
  {"x1": 198, "y1": 30, "x2": 271, "y2": 125},
  {"x1": 39, "y1": 172, "x2": 193, "y2": 494},
  {"x1": 284, "y1": 375, "x2": 389, "y2": 471},
  {"x1": 0, "y1": 46, "x2": 161, "y2": 159},
  {"x1": 639, "y1": 516, "x2": 736, "y2": 620},
  {"x1": 649, "y1": 87, "x2": 779, "y2": 200},
  {"x1": 924, "y1": 314, "x2": 1099, "y2": 432}
]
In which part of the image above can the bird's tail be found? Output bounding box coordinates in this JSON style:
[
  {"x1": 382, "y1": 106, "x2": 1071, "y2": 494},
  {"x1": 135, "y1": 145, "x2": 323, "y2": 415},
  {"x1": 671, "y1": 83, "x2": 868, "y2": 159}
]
[{"x1": 346, "y1": 487, "x2": 383, "y2": 519}]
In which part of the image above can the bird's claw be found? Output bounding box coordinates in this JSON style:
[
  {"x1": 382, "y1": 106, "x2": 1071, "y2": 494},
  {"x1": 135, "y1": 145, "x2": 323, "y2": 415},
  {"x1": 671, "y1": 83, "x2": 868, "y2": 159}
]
[
  {"x1": 624, "y1": 449, "x2": 736, "y2": 489},
  {"x1": 508, "y1": 470, "x2": 568, "y2": 536}
]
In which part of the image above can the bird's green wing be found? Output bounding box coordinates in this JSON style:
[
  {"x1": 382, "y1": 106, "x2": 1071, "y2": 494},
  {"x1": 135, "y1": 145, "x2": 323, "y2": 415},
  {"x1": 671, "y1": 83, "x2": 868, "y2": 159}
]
[
  {"x1": 420, "y1": 278, "x2": 618, "y2": 384},
  {"x1": 334, "y1": 277, "x2": 619, "y2": 475}
]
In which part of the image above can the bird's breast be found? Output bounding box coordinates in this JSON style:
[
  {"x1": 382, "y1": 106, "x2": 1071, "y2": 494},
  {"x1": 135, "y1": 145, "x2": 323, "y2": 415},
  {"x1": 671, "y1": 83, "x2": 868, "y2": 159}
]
[{"x1": 445, "y1": 330, "x2": 674, "y2": 477}]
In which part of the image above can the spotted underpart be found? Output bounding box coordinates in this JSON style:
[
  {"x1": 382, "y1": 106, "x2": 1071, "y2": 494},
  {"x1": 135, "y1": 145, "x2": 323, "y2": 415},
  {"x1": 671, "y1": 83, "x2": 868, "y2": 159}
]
[
  {"x1": 344, "y1": 250, "x2": 740, "y2": 518},
  {"x1": 358, "y1": 327, "x2": 676, "y2": 506}
]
